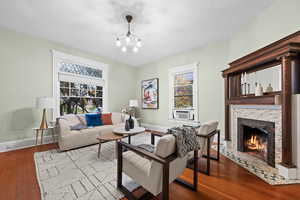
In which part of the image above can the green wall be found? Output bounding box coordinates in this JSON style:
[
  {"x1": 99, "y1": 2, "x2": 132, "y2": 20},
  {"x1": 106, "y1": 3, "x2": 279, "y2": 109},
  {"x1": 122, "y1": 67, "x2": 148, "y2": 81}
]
[
  {"x1": 136, "y1": 0, "x2": 300, "y2": 135},
  {"x1": 0, "y1": 27, "x2": 137, "y2": 143}
]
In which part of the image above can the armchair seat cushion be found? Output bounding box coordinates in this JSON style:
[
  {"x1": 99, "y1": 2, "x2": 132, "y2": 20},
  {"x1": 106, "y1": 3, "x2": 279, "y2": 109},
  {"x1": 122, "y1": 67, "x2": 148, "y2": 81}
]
[{"x1": 123, "y1": 151, "x2": 152, "y2": 187}]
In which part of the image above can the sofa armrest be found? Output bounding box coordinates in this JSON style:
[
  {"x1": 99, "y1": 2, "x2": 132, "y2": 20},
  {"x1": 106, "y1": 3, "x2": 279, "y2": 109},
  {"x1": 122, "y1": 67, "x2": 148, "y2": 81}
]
[{"x1": 57, "y1": 118, "x2": 71, "y2": 137}]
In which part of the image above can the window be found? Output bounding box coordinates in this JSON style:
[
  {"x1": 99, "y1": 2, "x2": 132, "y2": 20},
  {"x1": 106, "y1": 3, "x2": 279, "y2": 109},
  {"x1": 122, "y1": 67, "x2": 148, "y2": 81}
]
[
  {"x1": 169, "y1": 63, "x2": 198, "y2": 122},
  {"x1": 59, "y1": 81, "x2": 103, "y2": 115},
  {"x1": 53, "y1": 51, "x2": 108, "y2": 118},
  {"x1": 174, "y1": 72, "x2": 193, "y2": 109}
]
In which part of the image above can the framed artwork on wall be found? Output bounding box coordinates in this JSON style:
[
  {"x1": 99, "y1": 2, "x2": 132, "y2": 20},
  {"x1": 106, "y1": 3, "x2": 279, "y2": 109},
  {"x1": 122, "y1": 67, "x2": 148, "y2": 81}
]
[{"x1": 141, "y1": 78, "x2": 159, "y2": 109}]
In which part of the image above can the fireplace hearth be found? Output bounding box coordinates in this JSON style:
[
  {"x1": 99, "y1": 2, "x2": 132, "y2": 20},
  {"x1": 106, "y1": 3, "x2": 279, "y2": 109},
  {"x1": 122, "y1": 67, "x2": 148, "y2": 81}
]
[{"x1": 237, "y1": 118, "x2": 275, "y2": 167}]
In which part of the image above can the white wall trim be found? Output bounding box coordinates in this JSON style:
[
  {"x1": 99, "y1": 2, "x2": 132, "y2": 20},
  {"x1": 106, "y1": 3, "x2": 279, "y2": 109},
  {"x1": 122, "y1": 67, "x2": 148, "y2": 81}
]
[
  {"x1": 52, "y1": 50, "x2": 109, "y2": 119},
  {"x1": 0, "y1": 135, "x2": 57, "y2": 153}
]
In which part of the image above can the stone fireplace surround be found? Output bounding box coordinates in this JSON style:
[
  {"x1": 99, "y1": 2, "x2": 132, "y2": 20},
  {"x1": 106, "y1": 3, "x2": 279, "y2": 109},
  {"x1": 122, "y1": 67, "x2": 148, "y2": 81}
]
[
  {"x1": 237, "y1": 118, "x2": 275, "y2": 167},
  {"x1": 229, "y1": 105, "x2": 282, "y2": 167}
]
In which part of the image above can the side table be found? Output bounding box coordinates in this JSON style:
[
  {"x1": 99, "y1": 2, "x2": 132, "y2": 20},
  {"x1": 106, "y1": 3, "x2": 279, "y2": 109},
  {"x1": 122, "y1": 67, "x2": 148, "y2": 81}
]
[{"x1": 33, "y1": 126, "x2": 56, "y2": 145}]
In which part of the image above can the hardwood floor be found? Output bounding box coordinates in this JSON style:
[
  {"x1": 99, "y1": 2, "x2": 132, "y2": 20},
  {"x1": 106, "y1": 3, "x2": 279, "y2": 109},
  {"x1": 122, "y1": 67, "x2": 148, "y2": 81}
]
[{"x1": 0, "y1": 143, "x2": 300, "y2": 200}]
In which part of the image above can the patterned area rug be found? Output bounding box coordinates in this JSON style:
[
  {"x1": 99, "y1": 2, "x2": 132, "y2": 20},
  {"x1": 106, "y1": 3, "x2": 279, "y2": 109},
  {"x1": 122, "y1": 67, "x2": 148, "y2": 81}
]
[
  {"x1": 34, "y1": 133, "x2": 150, "y2": 200},
  {"x1": 213, "y1": 143, "x2": 300, "y2": 185}
]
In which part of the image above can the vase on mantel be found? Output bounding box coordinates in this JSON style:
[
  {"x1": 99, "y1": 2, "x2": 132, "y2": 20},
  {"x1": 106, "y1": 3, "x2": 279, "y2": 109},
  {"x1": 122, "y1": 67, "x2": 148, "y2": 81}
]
[
  {"x1": 266, "y1": 83, "x2": 273, "y2": 93},
  {"x1": 255, "y1": 84, "x2": 263, "y2": 96}
]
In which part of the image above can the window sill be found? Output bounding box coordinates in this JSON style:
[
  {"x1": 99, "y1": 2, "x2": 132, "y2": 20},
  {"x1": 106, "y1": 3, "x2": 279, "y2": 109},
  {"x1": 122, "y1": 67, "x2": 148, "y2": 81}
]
[{"x1": 168, "y1": 119, "x2": 200, "y2": 125}]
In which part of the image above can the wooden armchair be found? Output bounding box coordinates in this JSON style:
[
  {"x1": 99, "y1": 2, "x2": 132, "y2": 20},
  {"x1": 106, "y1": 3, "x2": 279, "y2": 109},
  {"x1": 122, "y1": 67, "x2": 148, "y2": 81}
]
[
  {"x1": 117, "y1": 135, "x2": 198, "y2": 200},
  {"x1": 192, "y1": 121, "x2": 220, "y2": 175}
]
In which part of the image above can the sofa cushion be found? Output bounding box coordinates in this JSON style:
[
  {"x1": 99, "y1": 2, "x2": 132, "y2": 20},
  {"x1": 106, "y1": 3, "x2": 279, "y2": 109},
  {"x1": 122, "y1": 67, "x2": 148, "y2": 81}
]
[
  {"x1": 85, "y1": 113, "x2": 103, "y2": 127},
  {"x1": 102, "y1": 113, "x2": 113, "y2": 125},
  {"x1": 60, "y1": 114, "x2": 82, "y2": 127}
]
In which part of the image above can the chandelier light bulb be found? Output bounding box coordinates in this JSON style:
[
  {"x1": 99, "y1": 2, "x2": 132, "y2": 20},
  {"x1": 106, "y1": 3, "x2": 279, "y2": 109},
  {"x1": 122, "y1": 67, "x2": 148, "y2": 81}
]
[
  {"x1": 116, "y1": 38, "x2": 121, "y2": 47},
  {"x1": 126, "y1": 36, "x2": 131, "y2": 44},
  {"x1": 133, "y1": 46, "x2": 138, "y2": 53},
  {"x1": 137, "y1": 39, "x2": 142, "y2": 47},
  {"x1": 121, "y1": 46, "x2": 127, "y2": 52}
]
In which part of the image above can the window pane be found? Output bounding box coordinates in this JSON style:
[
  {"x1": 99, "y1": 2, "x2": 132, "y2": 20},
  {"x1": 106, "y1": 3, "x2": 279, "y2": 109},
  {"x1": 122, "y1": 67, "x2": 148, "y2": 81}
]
[
  {"x1": 60, "y1": 88, "x2": 69, "y2": 96},
  {"x1": 174, "y1": 85, "x2": 193, "y2": 96},
  {"x1": 174, "y1": 96, "x2": 193, "y2": 108},
  {"x1": 60, "y1": 81, "x2": 69, "y2": 88},
  {"x1": 174, "y1": 72, "x2": 193, "y2": 86},
  {"x1": 71, "y1": 89, "x2": 79, "y2": 96},
  {"x1": 96, "y1": 86, "x2": 103, "y2": 91},
  {"x1": 96, "y1": 90, "x2": 103, "y2": 97},
  {"x1": 94, "y1": 98, "x2": 103, "y2": 108},
  {"x1": 80, "y1": 84, "x2": 87, "y2": 90},
  {"x1": 70, "y1": 82, "x2": 80, "y2": 89},
  {"x1": 88, "y1": 90, "x2": 96, "y2": 97}
]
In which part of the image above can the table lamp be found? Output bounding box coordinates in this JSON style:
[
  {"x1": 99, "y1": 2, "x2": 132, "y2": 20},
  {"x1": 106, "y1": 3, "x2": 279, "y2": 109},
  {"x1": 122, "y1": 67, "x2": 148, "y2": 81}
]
[
  {"x1": 129, "y1": 99, "x2": 138, "y2": 117},
  {"x1": 36, "y1": 97, "x2": 54, "y2": 129}
]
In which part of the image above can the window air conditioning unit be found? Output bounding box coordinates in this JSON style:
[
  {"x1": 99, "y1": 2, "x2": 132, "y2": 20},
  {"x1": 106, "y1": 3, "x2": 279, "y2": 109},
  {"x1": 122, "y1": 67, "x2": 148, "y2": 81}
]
[{"x1": 173, "y1": 110, "x2": 194, "y2": 121}]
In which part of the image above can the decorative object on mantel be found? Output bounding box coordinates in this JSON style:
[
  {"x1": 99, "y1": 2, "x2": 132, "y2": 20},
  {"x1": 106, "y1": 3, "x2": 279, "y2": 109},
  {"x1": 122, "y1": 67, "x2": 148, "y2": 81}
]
[
  {"x1": 266, "y1": 83, "x2": 274, "y2": 93},
  {"x1": 141, "y1": 78, "x2": 159, "y2": 109},
  {"x1": 115, "y1": 14, "x2": 142, "y2": 53},
  {"x1": 274, "y1": 94, "x2": 282, "y2": 105},
  {"x1": 241, "y1": 72, "x2": 251, "y2": 95},
  {"x1": 36, "y1": 97, "x2": 54, "y2": 129},
  {"x1": 255, "y1": 84, "x2": 264, "y2": 96}
]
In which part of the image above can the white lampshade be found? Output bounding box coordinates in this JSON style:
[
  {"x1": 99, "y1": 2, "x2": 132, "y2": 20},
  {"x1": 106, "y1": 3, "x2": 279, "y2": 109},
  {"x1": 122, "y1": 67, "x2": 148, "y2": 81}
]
[
  {"x1": 36, "y1": 97, "x2": 54, "y2": 109},
  {"x1": 129, "y1": 99, "x2": 138, "y2": 107}
]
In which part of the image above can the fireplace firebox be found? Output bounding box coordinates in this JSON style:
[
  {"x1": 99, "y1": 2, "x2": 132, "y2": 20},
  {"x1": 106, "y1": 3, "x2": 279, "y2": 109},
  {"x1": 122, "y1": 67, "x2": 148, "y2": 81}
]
[{"x1": 237, "y1": 118, "x2": 275, "y2": 167}]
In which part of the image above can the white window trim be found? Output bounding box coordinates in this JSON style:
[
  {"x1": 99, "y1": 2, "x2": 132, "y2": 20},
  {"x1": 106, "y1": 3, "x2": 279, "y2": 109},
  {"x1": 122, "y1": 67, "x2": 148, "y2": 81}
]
[
  {"x1": 168, "y1": 62, "x2": 199, "y2": 124},
  {"x1": 52, "y1": 50, "x2": 108, "y2": 119}
]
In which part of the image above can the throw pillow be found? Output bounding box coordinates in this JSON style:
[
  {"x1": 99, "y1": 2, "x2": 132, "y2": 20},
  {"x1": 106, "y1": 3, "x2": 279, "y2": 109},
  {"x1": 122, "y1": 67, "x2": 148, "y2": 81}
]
[
  {"x1": 102, "y1": 113, "x2": 113, "y2": 125},
  {"x1": 85, "y1": 113, "x2": 103, "y2": 127}
]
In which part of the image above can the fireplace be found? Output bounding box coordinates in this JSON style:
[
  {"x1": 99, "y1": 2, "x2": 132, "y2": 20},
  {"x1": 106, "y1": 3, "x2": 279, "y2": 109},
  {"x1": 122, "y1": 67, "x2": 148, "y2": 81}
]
[{"x1": 237, "y1": 118, "x2": 275, "y2": 167}]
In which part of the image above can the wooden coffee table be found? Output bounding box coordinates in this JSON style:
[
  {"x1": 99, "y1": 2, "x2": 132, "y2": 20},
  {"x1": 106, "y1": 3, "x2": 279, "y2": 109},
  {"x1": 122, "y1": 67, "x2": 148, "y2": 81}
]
[{"x1": 97, "y1": 132, "x2": 123, "y2": 159}]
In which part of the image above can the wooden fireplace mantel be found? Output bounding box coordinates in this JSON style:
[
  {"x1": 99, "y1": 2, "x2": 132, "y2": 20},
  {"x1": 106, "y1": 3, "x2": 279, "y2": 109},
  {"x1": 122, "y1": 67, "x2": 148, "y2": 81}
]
[{"x1": 222, "y1": 31, "x2": 300, "y2": 168}]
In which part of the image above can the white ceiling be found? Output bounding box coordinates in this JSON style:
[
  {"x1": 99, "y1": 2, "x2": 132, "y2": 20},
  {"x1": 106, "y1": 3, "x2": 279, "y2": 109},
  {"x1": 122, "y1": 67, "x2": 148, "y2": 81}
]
[{"x1": 0, "y1": 0, "x2": 274, "y2": 66}]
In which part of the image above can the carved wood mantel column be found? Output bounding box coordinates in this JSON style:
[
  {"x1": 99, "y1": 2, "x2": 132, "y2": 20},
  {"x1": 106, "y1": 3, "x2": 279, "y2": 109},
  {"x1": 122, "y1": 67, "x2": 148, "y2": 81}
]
[
  {"x1": 224, "y1": 75, "x2": 230, "y2": 141},
  {"x1": 280, "y1": 54, "x2": 296, "y2": 168}
]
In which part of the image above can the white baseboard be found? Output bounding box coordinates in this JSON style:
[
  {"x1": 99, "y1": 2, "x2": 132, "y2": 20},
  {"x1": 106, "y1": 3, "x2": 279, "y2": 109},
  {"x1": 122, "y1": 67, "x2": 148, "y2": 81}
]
[
  {"x1": 0, "y1": 135, "x2": 57, "y2": 153},
  {"x1": 277, "y1": 164, "x2": 298, "y2": 180},
  {"x1": 141, "y1": 123, "x2": 170, "y2": 133}
]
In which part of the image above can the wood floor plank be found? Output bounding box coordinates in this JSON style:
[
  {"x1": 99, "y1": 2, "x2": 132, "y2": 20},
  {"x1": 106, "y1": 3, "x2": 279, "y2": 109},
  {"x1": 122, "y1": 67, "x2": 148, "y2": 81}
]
[{"x1": 0, "y1": 142, "x2": 300, "y2": 200}]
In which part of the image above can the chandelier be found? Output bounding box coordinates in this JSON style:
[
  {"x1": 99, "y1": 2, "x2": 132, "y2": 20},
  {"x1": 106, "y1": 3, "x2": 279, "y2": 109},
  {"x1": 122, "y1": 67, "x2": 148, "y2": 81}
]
[{"x1": 115, "y1": 15, "x2": 142, "y2": 53}]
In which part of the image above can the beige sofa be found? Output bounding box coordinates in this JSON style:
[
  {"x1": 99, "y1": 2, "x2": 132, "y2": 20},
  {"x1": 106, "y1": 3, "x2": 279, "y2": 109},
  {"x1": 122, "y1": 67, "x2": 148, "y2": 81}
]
[{"x1": 56, "y1": 112, "x2": 137, "y2": 151}]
